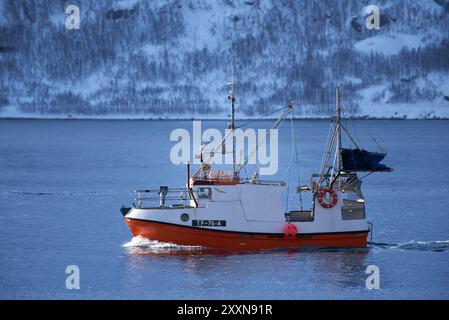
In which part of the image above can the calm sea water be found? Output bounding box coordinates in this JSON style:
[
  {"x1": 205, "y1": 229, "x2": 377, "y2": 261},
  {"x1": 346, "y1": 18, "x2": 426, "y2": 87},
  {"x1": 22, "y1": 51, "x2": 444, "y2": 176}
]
[{"x1": 0, "y1": 119, "x2": 448, "y2": 299}]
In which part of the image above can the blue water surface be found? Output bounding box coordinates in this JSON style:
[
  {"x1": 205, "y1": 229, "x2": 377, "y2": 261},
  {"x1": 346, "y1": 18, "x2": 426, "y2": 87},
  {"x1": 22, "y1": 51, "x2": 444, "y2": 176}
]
[{"x1": 0, "y1": 119, "x2": 448, "y2": 299}]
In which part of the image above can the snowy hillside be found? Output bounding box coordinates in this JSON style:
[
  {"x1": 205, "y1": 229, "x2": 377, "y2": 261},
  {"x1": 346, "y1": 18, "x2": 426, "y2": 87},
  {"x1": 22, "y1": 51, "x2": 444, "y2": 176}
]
[{"x1": 0, "y1": 0, "x2": 448, "y2": 119}]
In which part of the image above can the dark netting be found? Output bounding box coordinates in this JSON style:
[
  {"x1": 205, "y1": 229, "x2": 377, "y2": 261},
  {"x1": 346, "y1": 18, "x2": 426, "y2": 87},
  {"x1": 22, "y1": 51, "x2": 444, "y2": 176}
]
[{"x1": 341, "y1": 148, "x2": 392, "y2": 172}]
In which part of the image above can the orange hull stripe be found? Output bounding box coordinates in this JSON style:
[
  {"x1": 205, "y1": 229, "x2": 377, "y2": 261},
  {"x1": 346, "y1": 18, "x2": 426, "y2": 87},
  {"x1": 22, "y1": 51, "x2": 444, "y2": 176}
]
[{"x1": 125, "y1": 219, "x2": 368, "y2": 250}]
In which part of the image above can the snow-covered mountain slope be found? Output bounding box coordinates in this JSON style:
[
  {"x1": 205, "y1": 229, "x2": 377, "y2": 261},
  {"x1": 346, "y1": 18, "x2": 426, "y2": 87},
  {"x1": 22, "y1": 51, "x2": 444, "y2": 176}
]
[{"x1": 0, "y1": 0, "x2": 448, "y2": 119}]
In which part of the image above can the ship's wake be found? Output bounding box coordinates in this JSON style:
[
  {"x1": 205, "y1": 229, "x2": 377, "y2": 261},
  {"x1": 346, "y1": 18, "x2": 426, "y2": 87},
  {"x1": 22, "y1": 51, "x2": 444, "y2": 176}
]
[
  {"x1": 122, "y1": 236, "x2": 203, "y2": 250},
  {"x1": 370, "y1": 240, "x2": 449, "y2": 252},
  {"x1": 122, "y1": 236, "x2": 449, "y2": 253}
]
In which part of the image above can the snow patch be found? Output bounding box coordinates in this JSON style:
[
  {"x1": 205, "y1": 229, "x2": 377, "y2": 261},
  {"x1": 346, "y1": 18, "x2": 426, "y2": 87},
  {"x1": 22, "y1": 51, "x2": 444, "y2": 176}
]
[
  {"x1": 0, "y1": 2, "x2": 7, "y2": 26},
  {"x1": 354, "y1": 33, "x2": 425, "y2": 55},
  {"x1": 49, "y1": 12, "x2": 64, "y2": 28},
  {"x1": 113, "y1": 0, "x2": 141, "y2": 10},
  {"x1": 356, "y1": 84, "x2": 449, "y2": 119},
  {"x1": 344, "y1": 76, "x2": 363, "y2": 85}
]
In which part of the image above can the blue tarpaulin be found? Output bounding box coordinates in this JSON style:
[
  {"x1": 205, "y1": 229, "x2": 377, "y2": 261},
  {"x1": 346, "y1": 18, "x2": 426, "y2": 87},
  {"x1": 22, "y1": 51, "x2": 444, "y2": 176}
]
[{"x1": 341, "y1": 148, "x2": 391, "y2": 172}]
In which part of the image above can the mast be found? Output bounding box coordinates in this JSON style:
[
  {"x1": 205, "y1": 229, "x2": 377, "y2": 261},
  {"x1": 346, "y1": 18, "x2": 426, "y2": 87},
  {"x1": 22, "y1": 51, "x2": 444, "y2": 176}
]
[
  {"x1": 319, "y1": 87, "x2": 342, "y2": 188},
  {"x1": 336, "y1": 87, "x2": 342, "y2": 172},
  {"x1": 228, "y1": 67, "x2": 237, "y2": 179},
  {"x1": 329, "y1": 87, "x2": 343, "y2": 187}
]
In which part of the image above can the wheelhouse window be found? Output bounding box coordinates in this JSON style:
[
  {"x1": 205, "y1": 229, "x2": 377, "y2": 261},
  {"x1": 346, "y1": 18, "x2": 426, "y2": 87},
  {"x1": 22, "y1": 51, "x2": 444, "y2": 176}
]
[{"x1": 196, "y1": 187, "x2": 212, "y2": 199}]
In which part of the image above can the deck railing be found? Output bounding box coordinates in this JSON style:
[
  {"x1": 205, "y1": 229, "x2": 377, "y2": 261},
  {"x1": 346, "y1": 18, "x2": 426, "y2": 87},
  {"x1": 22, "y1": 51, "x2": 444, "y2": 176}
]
[
  {"x1": 134, "y1": 178, "x2": 287, "y2": 209},
  {"x1": 134, "y1": 187, "x2": 192, "y2": 209}
]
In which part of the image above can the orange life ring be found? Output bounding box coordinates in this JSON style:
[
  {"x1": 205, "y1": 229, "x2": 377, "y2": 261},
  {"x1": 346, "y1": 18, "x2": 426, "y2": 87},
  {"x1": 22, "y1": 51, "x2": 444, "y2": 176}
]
[
  {"x1": 283, "y1": 223, "x2": 298, "y2": 238},
  {"x1": 317, "y1": 188, "x2": 338, "y2": 209}
]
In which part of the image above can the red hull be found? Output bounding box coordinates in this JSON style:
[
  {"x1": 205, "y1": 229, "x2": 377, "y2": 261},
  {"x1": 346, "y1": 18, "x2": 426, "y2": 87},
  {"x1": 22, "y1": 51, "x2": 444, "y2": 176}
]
[{"x1": 125, "y1": 218, "x2": 368, "y2": 250}]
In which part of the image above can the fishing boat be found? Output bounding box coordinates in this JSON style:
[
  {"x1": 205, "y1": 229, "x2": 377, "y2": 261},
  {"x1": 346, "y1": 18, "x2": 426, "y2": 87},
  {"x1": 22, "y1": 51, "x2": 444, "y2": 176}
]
[{"x1": 120, "y1": 84, "x2": 391, "y2": 250}]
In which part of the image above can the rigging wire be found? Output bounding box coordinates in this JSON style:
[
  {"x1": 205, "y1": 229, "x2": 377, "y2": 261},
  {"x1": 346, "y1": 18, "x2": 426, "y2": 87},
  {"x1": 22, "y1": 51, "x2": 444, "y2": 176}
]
[
  {"x1": 341, "y1": 102, "x2": 360, "y2": 150},
  {"x1": 290, "y1": 109, "x2": 303, "y2": 210},
  {"x1": 359, "y1": 171, "x2": 375, "y2": 180},
  {"x1": 341, "y1": 101, "x2": 387, "y2": 154},
  {"x1": 283, "y1": 117, "x2": 295, "y2": 212},
  {"x1": 236, "y1": 105, "x2": 290, "y2": 129},
  {"x1": 283, "y1": 109, "x2": 303, "y2": 211},
  {"x1": 237, "y1": 105, "x2": 292, "y2": 175},
  {"x1": 319, "y1": 121, "x2": 334, "y2": 173},
  {"x1": 284, "y1": 156, "x2": 292, "y2": 213},
  {"x1": 194, "y1": 104, "x2": 291, "y2": 179}
]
